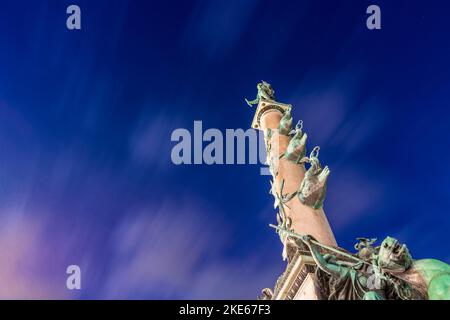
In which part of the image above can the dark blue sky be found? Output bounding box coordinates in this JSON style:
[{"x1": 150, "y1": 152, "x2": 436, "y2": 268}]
[{"x1": 0, "y1": 0, "x2": 449, "y2": 299}]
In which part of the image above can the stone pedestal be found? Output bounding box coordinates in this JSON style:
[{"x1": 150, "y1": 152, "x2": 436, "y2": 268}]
[{"x1": 273, "y1": 253, "x2": 320, "y2": 300}]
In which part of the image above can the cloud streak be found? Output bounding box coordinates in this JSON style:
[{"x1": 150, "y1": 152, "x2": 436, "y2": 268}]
[{"x1": 101, "y1": 198, "x2": 281, "y2": 299}]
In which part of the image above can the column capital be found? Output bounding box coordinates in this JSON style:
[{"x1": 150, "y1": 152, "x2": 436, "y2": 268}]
[{"x1": 251, "y1": 99, "x2": 291, "y2": 130}]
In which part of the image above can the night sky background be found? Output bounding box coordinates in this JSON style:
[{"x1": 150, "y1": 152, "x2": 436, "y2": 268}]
[{"x1": 0, "y1": 0, "x2": 449, "y2": 299}]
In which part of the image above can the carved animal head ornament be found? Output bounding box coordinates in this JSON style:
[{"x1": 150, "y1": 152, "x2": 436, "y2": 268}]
[
  {"x1": 377, "y1": 236, "x2": 413, "y2": 273},
  {"x1": 297, "y1": 146, "x2": 330, "y2": 210}
]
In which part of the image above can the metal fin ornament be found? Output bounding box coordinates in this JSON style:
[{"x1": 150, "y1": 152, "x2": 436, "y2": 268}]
[
  {"x1": 278, "y1": 105, "x2": 292, "y2": 136},
  {"x1": 285, "y1": 120, "x2": 308, "y2": 164},
  {"x1": 297, "y1": 146, "x2": 330, "y2": 210}
]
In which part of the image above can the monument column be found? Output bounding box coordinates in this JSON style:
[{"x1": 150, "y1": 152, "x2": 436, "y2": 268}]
[
  {"x1": 249, "y1": 82, "x2": 450, "y2": 301},
  {"x1": 247, "y1": 81, "x2": 337, "y2": 300},
  {"x1": 246, "y1": 81, "x2": 337, "y2": 246},
  {"x1": 252, "y1": 100, "x2": 336, "y2": 247}
]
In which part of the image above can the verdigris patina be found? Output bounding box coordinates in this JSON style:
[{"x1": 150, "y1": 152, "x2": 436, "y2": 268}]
[
  {"x1": 271, "y1": 179, "x2": 296, "y2": 260},
  {"x1": 297, "y1": 146, "x2": 330, "y2": 210},
  {"x1": 278, "y1": 105, "x2": 293, "y2": 136},
  {"x1": 284, "y1": 120, "x2": 308, "y2": 164},
  {"x1": 245, "y1": 80, "x2": 275, "y2": 107},
  {"x1": 271, "y1": 225, "x2": 450, "y2": 300},
  {"x1": 301, "y1": 234, "x2": 390, "y2": 300},
  {"x1": 248, "y1": 81, "x2": 450, "y2": 300},
  {"x1": 377, "y1": 236, "x2": 450, "y2": 300}
]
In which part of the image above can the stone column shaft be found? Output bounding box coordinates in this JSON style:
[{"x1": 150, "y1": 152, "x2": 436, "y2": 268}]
[{"x1": 259, "y1": 109, "x2": 336, "y2": 247}]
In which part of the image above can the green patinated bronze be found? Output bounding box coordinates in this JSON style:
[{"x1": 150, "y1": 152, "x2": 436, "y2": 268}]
[
  {"x1": 249, "y1": 81, "x2": 450, "y2": 300},
  {"x1": 270, "y1": 224, "x2": 367, "y2": 264},
  {"x1": 278, "y1": 105, "x2": 293, "y2": 136},
  {"x1": 270, "y1": 224, "x2": 388, "y2": 299},
  {"x1": 284, "y1": 120, "x2": 308, "y2": 164},
  {"x1": 304, "y1": 236, "x2": 388, "y2": 300},
  {"x1": 271, "y1": 225, "x2": 450, "y2": 300},
  {"x1": 377, "y1": 237, "x2": 450, "y2": 300},
  {"x1": 297, "y1": 146, "x2": 330, "y2": 210},
  {"x1": 245, "y1": 80, "x2": 275, "y2": 107},
  {"x1": 270, "y1": 180, "x2": 296, "y2": 261}
]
